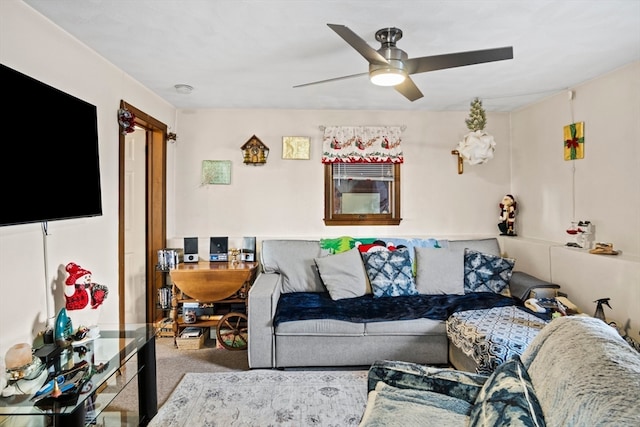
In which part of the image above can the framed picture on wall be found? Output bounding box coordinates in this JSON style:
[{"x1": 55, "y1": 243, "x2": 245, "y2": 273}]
[
  {"x1": 282, "y1": 136, "x2": 310, "y2": 160},
  {"x1": 202, "y1": 160, "x2": 231, "y2": 184}
]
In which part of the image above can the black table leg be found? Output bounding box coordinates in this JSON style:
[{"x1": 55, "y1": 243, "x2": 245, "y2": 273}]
[{"x1": 137, "y1": 336, "x2": 158, "y2": 425}]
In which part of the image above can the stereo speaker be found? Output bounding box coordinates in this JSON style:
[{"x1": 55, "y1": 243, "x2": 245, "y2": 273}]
[
  {"x1": 183, "y1": 237, "x2": 199, "y2": 263},
  {"x1": 209, "y1": 237, "x2": 228, "y2": 262},
  {"x1": 241, "y1": 236, "x2": 256, "y2": 262}
]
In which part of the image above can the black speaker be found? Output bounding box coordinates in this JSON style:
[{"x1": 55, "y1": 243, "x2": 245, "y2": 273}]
[
  {"x1": 209, "y1": 237, "x2": 228, "y2": 261},
  {"x1": 241, "y1": 236, "x2": 256, "y2": 262},
  {"x1": 184, "y1": 237, "x2": 199, "y2": 263}
]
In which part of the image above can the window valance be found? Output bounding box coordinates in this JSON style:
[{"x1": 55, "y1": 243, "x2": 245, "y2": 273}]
[{"x1": 322, "y1": 126, "x2": 403, "y2": 164}]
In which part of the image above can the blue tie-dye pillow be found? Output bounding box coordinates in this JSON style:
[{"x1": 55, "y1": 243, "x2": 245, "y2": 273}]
[
  {"x1": 464, "y1": 249, "x2": 515, "y2": 296},
  {"x1": 362, "y1": 248, "x2": 419, "y2": 298},
  {"x1": 469, "y1": 355, "x2": 546, "y2": 427}
]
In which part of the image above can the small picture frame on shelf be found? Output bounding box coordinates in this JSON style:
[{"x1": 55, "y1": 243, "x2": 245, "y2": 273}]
[{"x1": 282, "y1": 136, "x2": 310, "y2": 160}]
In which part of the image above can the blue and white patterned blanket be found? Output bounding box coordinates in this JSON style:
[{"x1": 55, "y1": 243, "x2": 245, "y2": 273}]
[{"x1": 446, "y1": 306, "x2": 548, "y2": 374}]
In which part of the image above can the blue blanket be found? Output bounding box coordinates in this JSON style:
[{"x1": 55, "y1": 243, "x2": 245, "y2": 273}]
[{"x1": 274, "y1": 292, "x2": 521, "y2": 326}]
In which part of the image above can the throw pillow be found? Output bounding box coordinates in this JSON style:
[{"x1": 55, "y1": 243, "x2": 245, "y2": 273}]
[
  {"x1": 362, "y1": 247, "x2": 419, "y2": 298},
  {"x1": 415, "y1": 247, "x2": 465, "y2": 295},
  {"x1": 260, "y1": 240, "x2": 325, "y2": 293},
  {"x1": 314, "y1": 248, "x2": 370, "y2": 300},
  {"x1": 469, "y1": 355, "x2": 546, "y2": 427},
  {"x1": 464, "y1": 249, "x2": 515, "y2": 296}
]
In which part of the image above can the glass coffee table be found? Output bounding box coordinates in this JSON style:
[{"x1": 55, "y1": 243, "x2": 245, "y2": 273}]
[{"x1": 0, "y1": 323, "x2": 157, "y2": 426}]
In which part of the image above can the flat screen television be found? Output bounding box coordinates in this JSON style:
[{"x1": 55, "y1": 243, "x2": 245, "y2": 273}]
[{"x1": 0, "y1": 63, "x2": 102, "y2": 227}]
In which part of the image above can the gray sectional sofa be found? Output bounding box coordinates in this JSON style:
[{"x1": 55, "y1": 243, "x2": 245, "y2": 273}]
[
  {"x1": 360, "y1": 316, "x2": 640, "y2": 426},
  {"x1": 247, "y1": 237, "x2": 558, "y2": 370}
]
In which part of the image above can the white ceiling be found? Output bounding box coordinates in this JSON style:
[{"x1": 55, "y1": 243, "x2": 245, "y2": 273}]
[{"x1": 23, "y1": 0, "x2": 640, "y2": 112}]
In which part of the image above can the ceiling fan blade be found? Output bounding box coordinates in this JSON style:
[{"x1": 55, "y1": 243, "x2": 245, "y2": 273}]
[
  {"x1": 327, "y1": 24, "x2": 389, "y2": 65},
  {"x1": 405, "y1": 46, "x2": 513, "y2": 75},
  {"x1": 293, "y1": 71, "x2": 368, "y2": 88},
  {"x1": 394, "y1": 77, "x2": 423, "y2": 101}
]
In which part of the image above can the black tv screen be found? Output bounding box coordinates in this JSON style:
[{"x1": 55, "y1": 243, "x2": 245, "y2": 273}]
[{"x1": 0, "y1": 64, "x2": 102, "y2": 226}]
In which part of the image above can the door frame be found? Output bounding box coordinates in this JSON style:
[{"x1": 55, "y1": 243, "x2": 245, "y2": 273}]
[{"x1": 118, "y1": 100, "x2": 167, "y2": 326}]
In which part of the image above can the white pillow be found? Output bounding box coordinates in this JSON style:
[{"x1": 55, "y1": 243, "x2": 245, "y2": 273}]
[
  {"x1": 414, "y1": 247, "x2": 465, "y2": 295},
  {"x1": 314, "y1": 248, "x2": 369, "y2": 300}
]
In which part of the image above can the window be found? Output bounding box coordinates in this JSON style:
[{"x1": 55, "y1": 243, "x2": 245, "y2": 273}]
[
  {"x1": 321, "y1": 125, "x2": 404, "y2": 226},
  {"x1": 324, "y1": 163, "x2": 401, "y2": 225}
]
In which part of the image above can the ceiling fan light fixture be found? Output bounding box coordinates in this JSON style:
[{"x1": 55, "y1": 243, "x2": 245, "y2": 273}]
[{"x1": 370, "y1": 68, "x2": 406, "y2": 86}]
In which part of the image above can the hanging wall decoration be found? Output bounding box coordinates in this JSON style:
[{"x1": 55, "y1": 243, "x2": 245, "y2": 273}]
[
  {"x1": 563, "y1": 122, "x2": 585, "y2": 160},
  {"x1": 202, "y1": 160, "x2": 232, "y2": 184},
  {"x1": 452, "y1": 98, "x2": 496, "y2": 174},
  {"x1": 282, "y1": 136, "x2": 311, "y2": 160},
  {"x1": 241, "y1": 135, "x2": 270, "y2": 165},
  {"x1": 117, "y1": 107, "x2": 136, "y2": 134}
]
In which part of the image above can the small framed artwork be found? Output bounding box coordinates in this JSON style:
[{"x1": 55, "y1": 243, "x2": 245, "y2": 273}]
[
  {"x1": 282, "y1": 136, "x2": 310, "y2": 160},
  {"x1": 202, "y1": 160, "x2": 231, "y2": 185}
]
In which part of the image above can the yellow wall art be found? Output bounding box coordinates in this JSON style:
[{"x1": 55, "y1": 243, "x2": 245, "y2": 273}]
[
  {"x1": 282, "y1": 136, "x2": 310, "y2": 160},
  {"x1": 563, "y1": 122, "x2": 585, "y2": 160}
]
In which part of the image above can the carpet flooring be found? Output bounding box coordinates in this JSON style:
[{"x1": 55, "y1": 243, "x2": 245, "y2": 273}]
[
  {"x1": 147, "y1": 370, "x2": 368, "y2": 426},
  {"x1": 107, "y1": 335, "x2": 250, "y2": 413},
  {"x1": 107, "y1": 335, "x2": 370, "y2": 426}
]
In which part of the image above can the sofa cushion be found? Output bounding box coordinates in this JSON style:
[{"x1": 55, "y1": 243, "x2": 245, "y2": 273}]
[
  {"x1": 469, "y1": 355, "x2": 546, "y2": 427},
  {"x1": 314, "y1": 248, "x2": 370, "y2": 300},
  {"x1": 415, "y1": 247, "x2": 465, "y2": 295},
  {"x1": 362, "y1": 248, "x2": 418, "y2": 298},
  {"x1": 359, "y1": 381, "x2": 472, "y2": 427},
  {"x1": 367, "y1": 359, "x2": 487, "y2": 402},
  {"x1": 260, "y1": 240, "x2": 325, "y2": 293},
  {"x1": 464, "y1": 249, "x2": 514, "y2": 296}
]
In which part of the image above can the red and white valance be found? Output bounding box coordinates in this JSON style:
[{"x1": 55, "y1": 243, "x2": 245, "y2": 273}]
[{"x1": 322, "y1": 126, "x2": 403, "y2": 164}]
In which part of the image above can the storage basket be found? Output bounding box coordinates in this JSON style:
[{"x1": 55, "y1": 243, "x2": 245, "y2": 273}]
[{"x1": 176, "y1": 328, "x2": 207, "y2": 350}]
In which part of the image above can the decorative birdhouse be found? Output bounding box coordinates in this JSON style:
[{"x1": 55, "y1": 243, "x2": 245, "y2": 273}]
[{"x1": 241, "y1": 135, "x2": 269, "y2": 165}]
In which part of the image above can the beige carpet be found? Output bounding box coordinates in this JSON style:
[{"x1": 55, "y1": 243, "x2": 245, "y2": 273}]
[{"x1": 107, "y1": 334, "x2": 249, "y2": 412}]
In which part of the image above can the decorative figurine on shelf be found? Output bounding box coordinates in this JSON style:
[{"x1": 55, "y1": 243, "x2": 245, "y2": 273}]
[
  {"x1": 64, "y1": 262, "x2": 109, "y2": 311},
  {"x1": 498, "y1": 194, "x2": 517, "y2": 236}
]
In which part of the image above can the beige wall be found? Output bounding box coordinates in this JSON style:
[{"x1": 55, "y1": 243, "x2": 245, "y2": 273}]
[
  {"x1": 1, "y1": 0, "x2": 638, "y2": 359},
  {"x1": 0, "y1": 0, "x2": 176, "y2": 353},
  {"x1": 167, "y1": 109, "x2": 511, "y2": 243}
]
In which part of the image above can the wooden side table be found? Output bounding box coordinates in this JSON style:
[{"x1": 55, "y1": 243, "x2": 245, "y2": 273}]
[{"x1": 169, "y1": 261, "x2": 258, "y2": 349}]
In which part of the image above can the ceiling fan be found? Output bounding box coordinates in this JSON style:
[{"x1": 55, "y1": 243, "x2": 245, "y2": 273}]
[{"x1": 294, "y1": 24, "x2": 514, "y2": 102}]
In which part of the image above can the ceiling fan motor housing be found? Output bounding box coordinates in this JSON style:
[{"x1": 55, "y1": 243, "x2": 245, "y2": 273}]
[{"x1": 370, "y1": 27, "x2": 408, "y2": 85}]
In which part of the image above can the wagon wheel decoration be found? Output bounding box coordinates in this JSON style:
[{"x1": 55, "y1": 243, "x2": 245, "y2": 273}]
[{"x1": 216, "y1": 312, "x2": 248, "y2": 351}]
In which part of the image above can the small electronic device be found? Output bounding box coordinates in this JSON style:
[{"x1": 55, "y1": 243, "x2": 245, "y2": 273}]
[
  {"x1": 184, "y1": 237, "x2": 199, "y2": 263},
  {"x1": 241, "y1": 236, "x2": 256, "y2": 262},
  {"x1": 209, "y1": 237, "x2": 228, "y2": 261}
]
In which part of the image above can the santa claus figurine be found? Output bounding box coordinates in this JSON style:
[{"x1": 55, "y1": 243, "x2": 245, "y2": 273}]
[
  {"x1": 65, "y1": 263, "x2": 91, "y2": 310},
  {"x1": 64, "y1": 263, "x2": 109, "y2": 310},
  {"x1": 498, "y1": 194, "x2": 517, "y2": 236}
]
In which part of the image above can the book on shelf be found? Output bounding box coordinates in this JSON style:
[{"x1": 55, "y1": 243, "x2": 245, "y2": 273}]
[{"x1": 180, "y1": 327, "x2": 203, "y2": 338}]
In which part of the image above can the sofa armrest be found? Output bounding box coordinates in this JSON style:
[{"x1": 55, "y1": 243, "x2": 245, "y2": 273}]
[
  {"x1": 247, "y1": 272, "x2": 282, "y2": 368},
  {"x1": 368, "y1": 360, "x2": 488, "y2": 403},
  {"x1": 509, "y1": 271, "x2": 560, "y2": 301}
]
